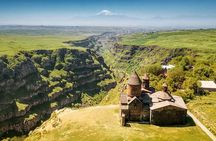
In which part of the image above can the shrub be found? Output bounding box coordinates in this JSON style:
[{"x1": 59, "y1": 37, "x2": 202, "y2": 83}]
[
  {"x1": 173, "y1": 89, "x2": 195, "y2": 102},
  {"x1": 166, "y1": 67, "x2": 185, "y2": 91},
  {"x1": 193, "y1": 64, "x2": 214, "y2": 79},
  {"x1": 49, "y1": 69, "x2": 67, "y2": 81},
  {"x1": 142, "y1": 64, "x2": 163, "y2": 76},
  {"x1": 55, "y1": 63, "x2": 64, "y2": 70},
  {"x1": 32, "y1": 54, "x2": 42, "y2": 64},
  {"x1": 182, "y1": 77, "x2": 198, "y2": 93},
  {"x1": 180, "y1": 56, "x2": 194, "y2": 70}
]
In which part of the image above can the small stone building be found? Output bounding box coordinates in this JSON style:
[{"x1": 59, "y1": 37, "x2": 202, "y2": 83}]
[
  {"x1": 199, "y1": 80, "x2": 216, "y2": 92},
  {"x1": 120, "y1": 72, "x2": 187, "y2": 126}
]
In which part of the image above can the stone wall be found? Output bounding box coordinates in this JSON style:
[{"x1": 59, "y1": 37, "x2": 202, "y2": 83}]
[{"x1": 150, "y1": 106, "x2": 187, "y2": 125}]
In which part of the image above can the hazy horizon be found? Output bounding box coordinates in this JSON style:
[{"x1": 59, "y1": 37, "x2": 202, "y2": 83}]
[{"x1": 0, "y1": 0, "x2": 216, "y2": 27}]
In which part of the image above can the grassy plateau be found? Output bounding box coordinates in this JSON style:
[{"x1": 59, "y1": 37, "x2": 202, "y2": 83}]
[
  {"x1": 0, "y1": 35, "x2": 86, "y2": 56},
  {"x1": 188, "y1": 92, "x2": 216, "y2": 135},
  {"x1": 23, "y1": 105, "x2": 210, "y2": 141},
  {"x1": 120, "y1": 29, "x2": 216, "y2": 51}
]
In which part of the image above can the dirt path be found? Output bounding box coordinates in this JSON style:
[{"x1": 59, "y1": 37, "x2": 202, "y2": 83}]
[{"x1": 188, "y1": 111, "x2": 216, "y2": 141}]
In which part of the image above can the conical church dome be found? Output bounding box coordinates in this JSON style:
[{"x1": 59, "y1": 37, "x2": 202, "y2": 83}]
[
  {"x1": 128, "y1": 71, "x2": 142, "y2": 85},
  {"x1": 152, "y1": 91, "x2": 173, "y2": 101},
  {"x1": 142, "y1": 73, "x2": 149, "y2": 80}
]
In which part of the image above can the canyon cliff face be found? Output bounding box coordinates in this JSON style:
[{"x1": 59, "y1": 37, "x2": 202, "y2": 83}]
[
  {"x1": 0, "y1": 33, "x2": 193, "y2": 138},
  {"x1": 106, "y1": 44, "x2": 192, "y2": 73},
  {"x1": 0, "y1": 48, "x2": 116, "y2": 136},
  {"x1": 64, "y1": 33, "x2": 192, "y2": 81}
]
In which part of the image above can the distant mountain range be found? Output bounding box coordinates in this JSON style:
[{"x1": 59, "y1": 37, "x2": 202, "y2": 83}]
[
  {"x1": 65, "y1": 10, "x2": 216, "y2": 27},
  {"x1": 70, "y1": 14, "x2": 144, "y2": 26}
]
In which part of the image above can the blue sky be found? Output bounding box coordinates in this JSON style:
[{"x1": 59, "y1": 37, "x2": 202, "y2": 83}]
[{"x1": 0, "y1": 0, "x2": 216, "y2": 26}]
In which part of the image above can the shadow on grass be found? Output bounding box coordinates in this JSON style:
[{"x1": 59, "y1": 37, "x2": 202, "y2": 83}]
[
  {"x1": 127, "y1": 115, "x2": 196, "y2": 128},
  {"x1": 125, "y1": 123, "x2": 131, "y2": 127},
  {"x1": 158, "y1": 116, "x2": 196, "y2": 128}
]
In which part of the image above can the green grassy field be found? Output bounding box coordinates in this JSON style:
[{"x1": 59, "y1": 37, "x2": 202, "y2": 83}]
[
  {"x1": 120, "y1": 29, "x2": 216, "y2": 51},
  {"x1": 1, "y1": 28, "x2": 216, "y2": 141},
  {"x1": 188, "y1": 92, "x2": 216, "y2": 135},
  {"x1": 23, "y1": 105, "x2": 211, "y2": 141},
  {"x1": 0, "y1": 35, "x2": 86, "y2": 56}
]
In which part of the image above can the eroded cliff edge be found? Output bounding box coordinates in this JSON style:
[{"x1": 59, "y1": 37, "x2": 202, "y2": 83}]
[{"x1": 0, "y1": 48, "x2": 116, "y2": 136}]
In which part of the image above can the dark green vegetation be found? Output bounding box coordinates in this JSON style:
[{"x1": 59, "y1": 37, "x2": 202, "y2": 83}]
[
  {"x1": 0, "y1": 48, "x2": 116, "y2": 137},
  {"x1": 102, "y1": 30, "x2": 216, "y2": 103},
  {"x1": 101, "y1": 29, "x2": 216, "y2": 138},
  {"x1": 68, "y1": 29, "x2": 216, "y2": 140},
  {"x1": 1, "y1": 27, "x2": 216, "y2": 140}
]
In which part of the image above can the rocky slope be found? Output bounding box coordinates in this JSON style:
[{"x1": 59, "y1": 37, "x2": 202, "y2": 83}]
[
  {"x1": 64, "y1": 32, "x2": 118, "y2": 54},
  {"x1": 0, "y1": 32, "x2": 195, "y2": 138},
  {"x1": 65, "y1": 33, "x2": 192, "y2": 77},
  {"x1": 109, "y1": 44, "x2": 191, "y2": 70},
  {"x1": 70, "y1": 33, "x2": 199, "y2": 83},
  {"x1": 0, "y1": 48, "x2": 116, "y2": 137}
]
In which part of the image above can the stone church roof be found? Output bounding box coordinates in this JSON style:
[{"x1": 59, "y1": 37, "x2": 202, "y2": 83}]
[
  {"x1": 150, "y1": 95, "x2": 187, "y2": 110},
  {"x1": 128, "y1": 71, "x2": 142, "y2": 85},
  {"x1": 151, "y1": 91, "x2": 173, "y2": 102},
  {"x1": 142, "y1": 73, "x2": 149, "y2": 80}
]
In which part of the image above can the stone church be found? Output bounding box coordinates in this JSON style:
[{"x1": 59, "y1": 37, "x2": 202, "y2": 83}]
[{"x1": 120, "y1": 72, "x2": 187, "y2": 126}]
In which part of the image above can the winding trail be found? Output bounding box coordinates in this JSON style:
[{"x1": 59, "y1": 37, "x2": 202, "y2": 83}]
[{"x1": 188, "y1": 111, "x2": 216, "y2": 141}]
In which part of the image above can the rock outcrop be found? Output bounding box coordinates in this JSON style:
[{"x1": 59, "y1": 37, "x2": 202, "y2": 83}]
[{"x1": 0, "y1": 48, "x2": 116, "y2": 137}]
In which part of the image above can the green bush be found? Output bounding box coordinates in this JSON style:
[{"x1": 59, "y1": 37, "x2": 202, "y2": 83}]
[
  {"x1": 32, "y1": 54, "x2": 42, "y2": 64},
  {"x1": 182, "y1": 77, "x2": 198, "y2": 93},
  {"x1": 49, "y1": 69, "x2": 67, "y2": 80},
  {"x1": 55, "y1": 63, "x2": 64, "y2": 70},
  {"x1": 166, "y1": 67, "x2": 185, "y2": 91},
  {"x1": 193, "y1": 64, "x2": 214, "y2": 79},
  {"x1": 141, "y1": 64, "x2": 163, "y2": 76},
  {"x1": 173, "y1": 89, "x2": 195, "y2": 102}
]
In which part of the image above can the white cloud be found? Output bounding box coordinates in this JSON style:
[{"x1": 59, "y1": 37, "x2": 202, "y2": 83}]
[{"x1": 96, "y1": 10, "x2": 114, "y2": 16}]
